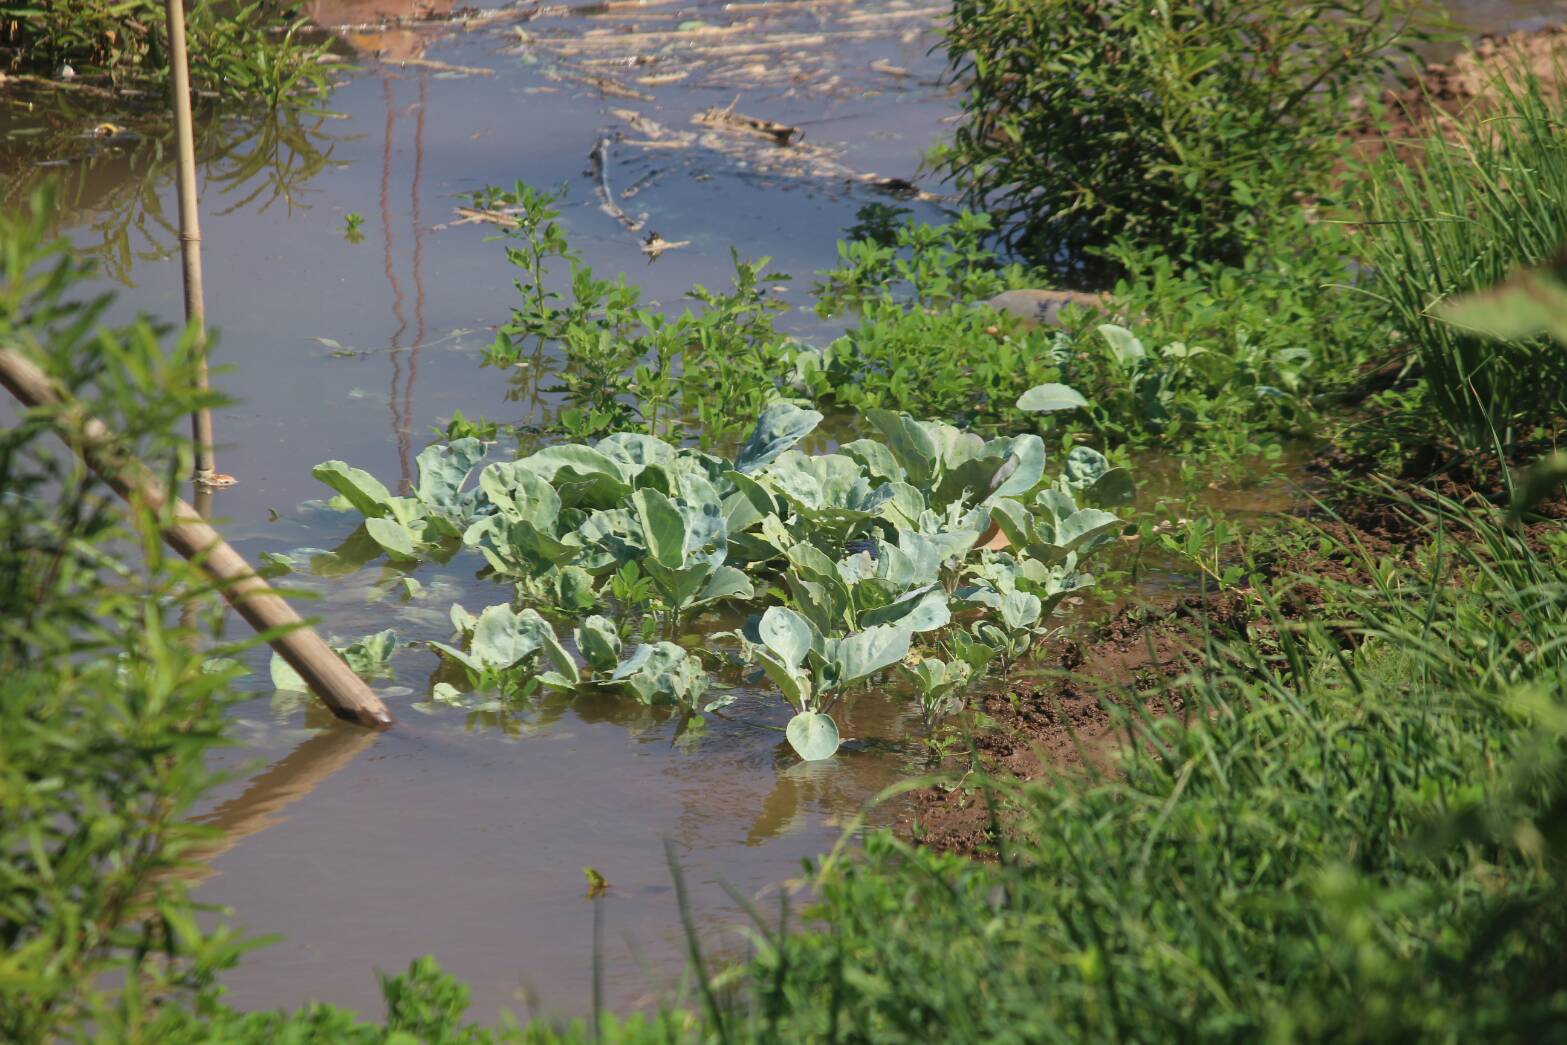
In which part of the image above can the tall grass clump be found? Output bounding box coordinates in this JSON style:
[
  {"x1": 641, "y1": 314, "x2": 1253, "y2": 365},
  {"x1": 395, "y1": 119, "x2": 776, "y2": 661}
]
[
  {"x1": 707, "y1": 497, "x2": 1567, "y2": 1040},
  {"x1": 935, "y1": 0, "x2": 1428, "y2": 282},
  {"x1": 1365, "y1": 70, "x2": 1567, "y2": 453}
]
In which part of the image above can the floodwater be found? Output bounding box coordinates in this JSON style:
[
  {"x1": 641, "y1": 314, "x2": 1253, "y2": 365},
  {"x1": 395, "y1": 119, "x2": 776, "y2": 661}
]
[
  {"x1": 0, "y1": 0, "x2": 1552, "y2": 1024},
  {"x1": 5, "y1": 0, "x2": 958, "y2": 1022}
]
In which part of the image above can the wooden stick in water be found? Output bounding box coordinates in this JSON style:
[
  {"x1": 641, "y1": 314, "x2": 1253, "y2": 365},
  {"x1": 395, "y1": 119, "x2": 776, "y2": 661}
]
[
  {"x1": 162, "y1": 0, "x2": 218, "y2": 485},
  {"x1": 0, "y1": 346, "x2": 393, "y2": 730}
]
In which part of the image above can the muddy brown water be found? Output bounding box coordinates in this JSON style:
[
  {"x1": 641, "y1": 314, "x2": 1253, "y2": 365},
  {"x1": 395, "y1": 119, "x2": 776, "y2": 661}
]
[{"x1": 0, "y1": 0, "x2": 1550, "y2": 1023}]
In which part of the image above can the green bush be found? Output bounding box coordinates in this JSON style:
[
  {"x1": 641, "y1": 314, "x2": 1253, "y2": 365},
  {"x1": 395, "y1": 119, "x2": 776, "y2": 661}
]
[
  {"x1": 0, "y1": 190, "x2": 252, "y2": 1038},
  {"x1": 1363, "y1": 70, "x2": 1567, "y2": 453},
  {"x1": 935, "y1": 0, "x2": 1425, "y2": 281},
  {"x1": 803, "y1": 214, "x2": 1350, "y2": 454},
  {"x1": 0, "y1": 0, "x2": 327, "y2": 107}
]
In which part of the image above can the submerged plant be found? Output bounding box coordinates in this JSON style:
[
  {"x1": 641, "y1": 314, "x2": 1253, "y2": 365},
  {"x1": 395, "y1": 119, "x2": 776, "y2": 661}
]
[{"x1": 311, "y1": 400, "x2": 1131, "y2": 761}]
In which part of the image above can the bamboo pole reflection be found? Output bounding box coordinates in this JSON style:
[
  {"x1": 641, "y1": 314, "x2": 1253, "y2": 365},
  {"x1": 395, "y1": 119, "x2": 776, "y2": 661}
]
[
  {"x1": 182, "y1": 721, "x2": 380, "y2": 881},
  {"x1": 377, "y1": 68, "x2": 429, "y2": 493},
  {"x1": 379, "y1": 74, "x2": 411, "y2": 491}
]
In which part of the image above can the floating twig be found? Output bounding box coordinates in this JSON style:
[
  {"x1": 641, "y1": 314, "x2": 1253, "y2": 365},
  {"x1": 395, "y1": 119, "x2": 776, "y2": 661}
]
[
  {"x1": 693, "y1": 99, "x2": 802, "y2": 145},
  {"x1": 547, "y1": 67, "x2": 652, "y2": 100},
  {"x1": 589, "y1": 133, "x2": 648, "y2": 232},
  {"x1": 453, "y1": 206, "x2": 522, "y2": 228},
  {"x1": 383, "y1": 56, "x2": 495, "y2": 76}
]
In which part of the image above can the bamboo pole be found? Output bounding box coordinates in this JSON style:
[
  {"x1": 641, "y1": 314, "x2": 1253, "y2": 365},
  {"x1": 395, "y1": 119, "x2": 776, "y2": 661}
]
[
  {"x1": 162, "y1": 0, "x2": 217, "y2": 485},
  {"x1": 0, "y1": 346, "x2": 394, "y2": 730}
]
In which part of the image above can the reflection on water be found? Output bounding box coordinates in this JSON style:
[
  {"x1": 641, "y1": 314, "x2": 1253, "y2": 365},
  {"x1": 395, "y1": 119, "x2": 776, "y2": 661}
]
[
  {"x1": 376, "y1": 70, "x2": 431, "y2": 489},
  {"x1": 189, "y1": 717, "x2": 381, "y2": 877},
  {"x1": 0, "y1": 102, "x2": 346, "y2": 284}
]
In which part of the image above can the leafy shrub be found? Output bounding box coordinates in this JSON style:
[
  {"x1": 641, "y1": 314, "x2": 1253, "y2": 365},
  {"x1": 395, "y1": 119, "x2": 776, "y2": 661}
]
[
  {"x1": 0, "y1": 0, "x2": 328, "y2": 107},
  {"x1": 0, "y1": 190, "x2": 257, "y2": 1038},
  {"x1": 480, "y1": 187, "x2": 1335, "y2": 458},
  {"x1": 806, "y1": 219, "x2": 1343, "y2": 453},
  {"x1": 813, "y1": 209, "x2": 1033, "y2": 312},
  {"x1": 1364, "y1": 69, "x2": 1567, "y2": 452},
  {"x1": 934, "y1": 0, "x2": 1425, "y2": 280},
  {"x1": 480, "y1": 183, "x2": 793, "y2": 448}
]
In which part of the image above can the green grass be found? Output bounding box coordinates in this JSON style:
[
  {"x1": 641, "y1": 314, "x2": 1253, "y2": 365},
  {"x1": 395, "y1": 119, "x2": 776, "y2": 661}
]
[
  {"x1": 688, "y1": 494, "x2": 1567, "y2": 1041},
  {"x1": 1362, "y1": 68, "x2": 1567, "y2": 454}
]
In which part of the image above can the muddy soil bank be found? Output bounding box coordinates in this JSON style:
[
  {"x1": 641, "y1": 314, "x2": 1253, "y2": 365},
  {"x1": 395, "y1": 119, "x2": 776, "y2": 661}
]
[
  {"x1": 1373, "y1": 21, "x2": 1567, "y2": 144},
  {"x1": 903, "y1": 443, "x2": 1567, "y2": 858}
]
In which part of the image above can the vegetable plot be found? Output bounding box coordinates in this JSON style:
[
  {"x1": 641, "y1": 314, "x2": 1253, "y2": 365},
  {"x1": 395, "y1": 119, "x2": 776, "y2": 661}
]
[{"x1": 310, "y1": 404, "x2": 1131, "y2": 760}]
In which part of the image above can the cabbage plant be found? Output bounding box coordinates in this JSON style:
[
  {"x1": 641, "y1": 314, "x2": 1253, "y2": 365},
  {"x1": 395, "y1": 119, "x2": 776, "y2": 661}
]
[{"x1": 309, "y1": 400, "x2": 1133, "y2": 762}]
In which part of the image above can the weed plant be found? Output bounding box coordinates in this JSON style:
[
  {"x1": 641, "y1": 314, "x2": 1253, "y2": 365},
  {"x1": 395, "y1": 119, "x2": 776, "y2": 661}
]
[
  {"x1": 0, "y1": 0, "x2": 329, "y2": 107},
  {"x1": 1364, "y1": 69, "x2": 1567, "y2": 454},
  {"x1": 483, "y1": 191, "x2": 1330, "y2": 459}
]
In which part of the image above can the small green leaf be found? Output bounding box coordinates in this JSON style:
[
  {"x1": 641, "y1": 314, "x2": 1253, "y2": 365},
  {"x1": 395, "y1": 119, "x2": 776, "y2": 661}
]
[
  {"x1": 632, "y1": 488, "x2": 688, "y2": 569},
  {"x1": 831, "y1": 624, "x2": 911, "y2": 684},
  {"x1": 313, "y1": 460, "x2": 394, "y2": 519},
  {"x1": 270, "y1": 652, "x2": 307, "y2": 692},
  {"x1": 759, "y1": 606, "x2": 814, "y2": 671},
  {"x1": 365, "y1": 516, "x2": 420, "y2": 560},
  {"x1": 575, "y1": 615, "x2": 623, "y2": 672},
  {"x1": 736, "y1": 402, "x2": 824, "y2": 473},
  {"x1": 1017, "y1": 383, "x2": 1087, "y2": 413},
  {"x1": 785, "y1": 711, "x2": 840, "y2": 761},
  {"x1": 1098, "y1": 324, "x2": 1146, "y2": 368}
]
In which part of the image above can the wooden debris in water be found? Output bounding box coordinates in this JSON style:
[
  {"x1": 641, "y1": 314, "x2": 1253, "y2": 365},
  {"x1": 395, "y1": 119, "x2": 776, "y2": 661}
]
[
  {"x1": 601, "y1": 107, "x2": 942, "y2": 202},
  {"x1": 721, "y1": 0, "x2": 853, "y2": 11},
  {"x1": 546, "y1": 67, "x2": 652, "y2": 100},
  {"x1": 693, "y1": 99, "x2": 802, "y2": 145},
  {"x1": 840, "y1": 5, "x2": 947, "y2": 26},
  {"x1": 453, "y1": 206, "x2": 522, "y2": 228},
  {"x1": 383, "y1": 56, "x2": 495, "y2": 76},
  {"x1": 635, "y1": 70, "x2": 689, "y2": 86},
  {"x1": 641, "y1": 231, "x2": 690, "y2": 258}
]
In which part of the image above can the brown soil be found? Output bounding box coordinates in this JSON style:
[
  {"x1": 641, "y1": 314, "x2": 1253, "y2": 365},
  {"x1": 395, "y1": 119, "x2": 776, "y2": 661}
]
[
  {"x1": 1368, "y1": 24, "x2": 1567, "y2": 150},
  {"x1": 898, "y1": 590, "x2": 1249, "y2": 856},
  {"x1": 902, "y1": 437, "x2": 1567, "y2": 857}
]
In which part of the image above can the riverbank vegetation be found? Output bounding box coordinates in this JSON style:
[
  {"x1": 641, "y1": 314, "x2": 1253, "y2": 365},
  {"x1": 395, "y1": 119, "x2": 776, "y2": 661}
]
[
  {"x1": 0, "y1": 0, "x2": 329, "y2": 106},
  {"x1": 5, "y1": 0, "x2": 1567, "y2": 1039}
]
